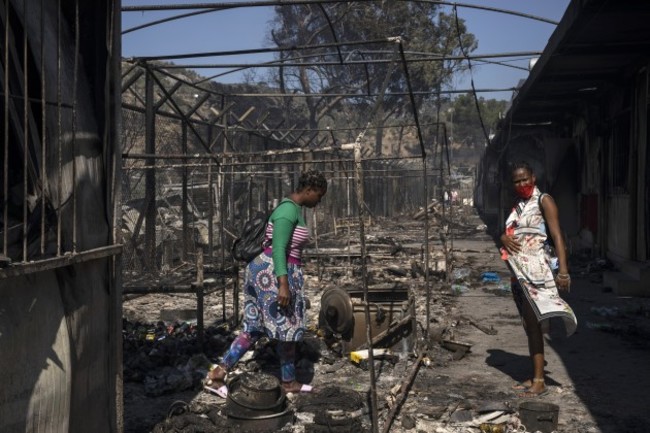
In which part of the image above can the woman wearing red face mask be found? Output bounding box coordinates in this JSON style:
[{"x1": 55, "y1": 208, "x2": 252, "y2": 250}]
[{"x1": 500, "y1": 162, "x2": 577, "y2": 398}]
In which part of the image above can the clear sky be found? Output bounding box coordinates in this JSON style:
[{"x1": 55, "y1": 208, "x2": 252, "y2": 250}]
[{"x1": 121, "y1": 0, "x2": 570, "y2": 100}]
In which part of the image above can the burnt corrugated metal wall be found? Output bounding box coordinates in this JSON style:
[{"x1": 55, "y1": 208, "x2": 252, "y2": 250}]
[{"x1": 0, "y1": 0, "x2": 121, "y2": 432}]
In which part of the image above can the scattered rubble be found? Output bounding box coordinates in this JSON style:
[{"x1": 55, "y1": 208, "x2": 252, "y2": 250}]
[{"x1": 122, "y1": 205, "x2": 650, "y2": 433}]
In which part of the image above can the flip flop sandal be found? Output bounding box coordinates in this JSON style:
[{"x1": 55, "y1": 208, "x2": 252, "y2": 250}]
[
  {"x1": 512, "y1": 381, "x2": 532, "y2": 390},
  {"x1": 513, "y1": 378, "x2": 543, "y2": 391},
  {"x1": 284, "y1": 383, "x2": 314, "y2": 394},
  {"x1": 204, "y1": 384, "x2": 228, "y2": 399},
  {"x1": 517, "y1": 388, "x2": 549, "y2": 398}
]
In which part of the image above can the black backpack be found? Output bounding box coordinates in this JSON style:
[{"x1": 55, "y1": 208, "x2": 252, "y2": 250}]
[
  {"x1": 231, "y1": 201, "x2": 295, "y2": 263},
  {"x1": 231, "y1": 211, "x2": 269, "y2": 263}
]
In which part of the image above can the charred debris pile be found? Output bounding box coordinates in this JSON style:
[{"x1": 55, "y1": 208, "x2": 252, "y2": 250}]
[{"x1": 123, "y1": 205, "x2": 519, "y2": 432}]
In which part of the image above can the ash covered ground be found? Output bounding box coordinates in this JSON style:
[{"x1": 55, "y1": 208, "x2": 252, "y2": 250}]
[{"x1": 122, "y1": 206, "x2": 650, "y2": 433}]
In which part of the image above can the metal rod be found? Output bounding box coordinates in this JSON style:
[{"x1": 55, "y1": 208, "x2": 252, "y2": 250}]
[
  {"x1": 439, "y1": 128, "x2": 450, "y2": 284},
  {"x1": 123, "y1": 7, "x2": 221, "y2": 35},
  {"x1": 121, "y1": 61, "x2": 139, "y2": 79},
  {"x1": 145, "y1": 65, "x2": 221, "y2": 164},
  {"x1": 354, "y1": 139, "x2": 378, "y2": 433},
  {"x1": 0, "y1": 245, "x2": 123, "y2": 279},
  {"x1": 0, "y1": 92, "x2": 72, "y2": 108},
  {"x1": 182, "y1": 122, "x2": 189, "y2": 261},
  {"x1": 121, "y1": 68, "x2": 144, "y2": 93},
  {"x1": 380, "y1": 353, "x2": 425, "y2": 433},
  {"x1": 22, "y1": 0, "x2": 28, "y2": 262},
  {"x1": 40, "y1": 0, "x2": 46, "y2": 256},
  {"x1": 71, "y1": 0, "x2": 80, "y2": 253},
  {"x1": 195, "y1": 49, "x2": 530, "y2": 83},
  {"x1": 200, "y1": 87, "x2": 519, "y2": 97},
  {"x1": 196, "y1": 248, "x2": 204, "y2": 350},
  {"x1": 217, "y1": 159, "x2": 229, "y2": 320},
  {"x1": 121, "y1": 0, "x2": 559, "y2": 25},
  {"x1": 56, "y1": 0, "x2": 63, "y2": 255},
  {"x1": 128, "y1": 37, "x2": 401, "y2": 62},
  {"x1": 155, "y1": 51, "x2": 541, "y2": 68},
  {"x1": 219, "y1": 98, "x2": 227, "y2": 271},
  {"x1": 143, "y1": 65, "x2": 225, "y2": 99},
  {"x1": 124, "y1": 89, "x2": 464, "y2": 137},
  {"x1": 423, "y1": 156, "x2": 431, "y2": 338},
  {"x1": 443, "y1": 123, "x2": 454, "y2": 270},
  {"x1": 144, "y1": 70, "x2": 157, "y2": 271},
  {"x1": 40, "y1": 0, "x2": 49, "y2": 255},
  {"x1": 121, "y1": 156, "x2": 444, "y2": 168},
  {"x1": 355, "y1": 39, "x2": 402, "y2": 433},
  {"x1": 3, "y1": 0, "x2": 9, "y2": 256},
  {"x1": 122, "y1": 284, "x2": 197, "y2": 294},
  {"x1": 317, "y1": 3, "x2": 343, "y2": 64},
  {"x1": 398, "y1": 41, "x2": 426, "y2": 158},
  {"x1": 207, "y1": 136, "x2": 214, "y2": 258}
]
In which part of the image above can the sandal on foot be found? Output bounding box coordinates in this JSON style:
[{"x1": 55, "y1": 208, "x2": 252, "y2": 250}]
[
  {"x1": 512, "y1": 377, "x2": 543, "y2": 391},
  {"x1": 204, "y1": 384, "x2": 228, "y2": 399},
  {"x1": 283, "y1": 382, "x2": 314, "y2": 394},
  {"x1": 517, "y1": 387, "x2": 549, "y2": 398},
  {"x1": 512, "y1": 380, "x2": 532, "y2": 390}
]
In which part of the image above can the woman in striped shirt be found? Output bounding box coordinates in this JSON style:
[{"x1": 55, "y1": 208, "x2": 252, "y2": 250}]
[{"x1": 205, "y1": 170, "x2": 327, "y2": 396}]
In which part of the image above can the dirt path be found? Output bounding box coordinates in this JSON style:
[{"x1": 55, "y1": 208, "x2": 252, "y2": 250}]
[{"x1": 388, "y1": 237, "x2": 650, "y2": 433}]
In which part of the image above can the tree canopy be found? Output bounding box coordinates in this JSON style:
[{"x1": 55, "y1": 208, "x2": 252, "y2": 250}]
[
  {"x1": 448, "y1": 93, "x2": 507, "y2": 148},
  {"x1": 265, "y1": 2, "x2": 477, "y2": 153}
]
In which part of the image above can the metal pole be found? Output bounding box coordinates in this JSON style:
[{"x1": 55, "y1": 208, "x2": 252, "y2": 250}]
[
  {"x1": 443, "y1": 125, "x2": 454, "y2": 264},
  {"x1": 423, "y1": 157, "x2": 431, "y2": 338},
  {"x1": 352, "y1": 39, "x2": 402, "y2": 433},
  {"x1": 3, "y1": 0, "x2": 8, "y2": 257},
  {"x1": 22, "y1": 0, "x2": 28, "y2": 261},
  {"x1": 144, "y1": 70, "x2": 157, "y2": 272},
  {"x1": 40, "y1": 0, "x2": 47, "y2": 255},
  {"x1": 56, "y1": 0, "x2": 63, "y2": 255},
  {"x1": 71, "y1": 0, "x2": 80, "y2": 253},
  {"x1": 122, "y1": 0, "x2": 559, "y2": 25},
  {"x1": 219, "y1": 96, "x2": 227, "y2": 270},
  {"x1": 196, "y1": 247, "x2": 204, "y2": 350},
  {"x1": 353, "y1": 139, "x2": 378, "y2": 433},
  {"x1": 182, "y1": 122, "x2": 189, "y2": 261},
  {"x1": 440, "y1": 128, "x2": 449, "y2": 284},
  {"x1": 380, "y1": 353, "x2": 424, "y2": 433},
  {"x1": 207, "y1": 127, "x2": 214, "y2": 258}
]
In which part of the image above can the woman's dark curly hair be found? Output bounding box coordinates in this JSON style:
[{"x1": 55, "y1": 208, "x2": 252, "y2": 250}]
[
  {"x1": 297, "y1": 169, "x2": 327, "y2": 192},
  {"x1": 509, "y1": 161, "x2": 534, "y2": 175}
]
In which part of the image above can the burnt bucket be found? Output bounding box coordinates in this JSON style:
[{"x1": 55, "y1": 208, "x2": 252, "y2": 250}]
[{"x1": 518, "y1": 401, "x2": 559, "y2": 433}]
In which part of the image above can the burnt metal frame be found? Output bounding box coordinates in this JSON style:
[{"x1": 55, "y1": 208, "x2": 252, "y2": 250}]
[
  {"x1": 1, "y1": 0, "x2": 122, "y2": 272},
  {"x1": 121, "y1": 56, "x2": 464, "y2": 433},
  {"x1": 119, "y1": 3, "x2": 559, "y2": 432}
]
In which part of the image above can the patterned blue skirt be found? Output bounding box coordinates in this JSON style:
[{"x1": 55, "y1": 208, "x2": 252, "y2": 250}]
[{"x1": 242, "y1": 252, "x2": 305, "y2": 342}]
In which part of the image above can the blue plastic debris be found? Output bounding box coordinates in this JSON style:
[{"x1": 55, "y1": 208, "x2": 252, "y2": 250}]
[{"x1": 481, "y1": 272, "x2": 501, "y2": 283}]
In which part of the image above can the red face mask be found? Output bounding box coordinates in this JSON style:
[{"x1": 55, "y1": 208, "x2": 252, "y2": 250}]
[{"x1": 515, "y1": 184, "x2": 535, "y2": 199}]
